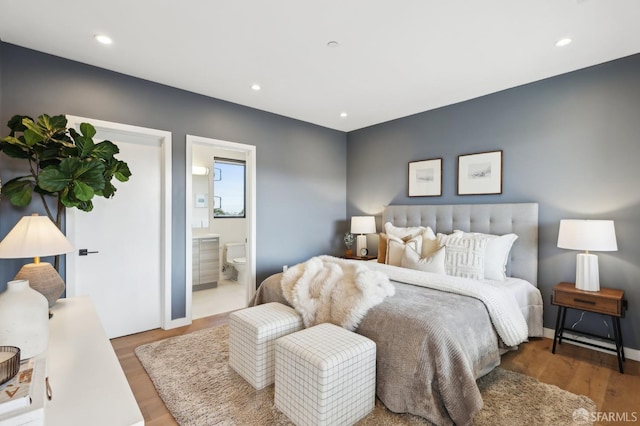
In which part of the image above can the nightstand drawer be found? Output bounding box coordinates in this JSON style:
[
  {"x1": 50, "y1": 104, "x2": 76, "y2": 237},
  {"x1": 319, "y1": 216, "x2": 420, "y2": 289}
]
[
  {"x1": 553, "y1": 290, "x2": 620, "y2": 316},
  {"x1": 552, "y1": 282, "x2": 624, "y2": 317}
]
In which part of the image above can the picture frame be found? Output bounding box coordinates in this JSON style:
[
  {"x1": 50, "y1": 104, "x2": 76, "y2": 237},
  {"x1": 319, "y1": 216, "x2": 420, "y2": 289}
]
[
  {"x1": 408, "y1": 158, "x2": 442, "y2": 197},
  {"x1": 195, "y1": 193, "x2": 207, "y2": 208},
  {"x1": 457, "y1": 150, "x2": 503, "y2": 195}
]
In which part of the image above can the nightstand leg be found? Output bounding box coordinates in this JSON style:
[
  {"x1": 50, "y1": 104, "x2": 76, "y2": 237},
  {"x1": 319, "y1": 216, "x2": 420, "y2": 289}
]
[
  {"x1": 612, "y1": 316, "x2": 625, "y2": 373},
  {"x1": 552, "y1": 306, "x2": 564, "y2": 354},
  {"x1": 558, "y1": 307, "x2": 567, "y2": 345}
]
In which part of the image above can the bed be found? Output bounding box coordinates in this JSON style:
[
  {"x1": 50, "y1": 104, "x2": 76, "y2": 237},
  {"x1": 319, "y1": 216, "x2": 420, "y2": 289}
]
[{"x1": 252, "y1": 203, "x2": 543, "y2": 425}]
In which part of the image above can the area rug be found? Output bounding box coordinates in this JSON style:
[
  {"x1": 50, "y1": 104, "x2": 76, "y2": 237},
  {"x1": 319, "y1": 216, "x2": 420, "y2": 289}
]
[{"x1": 135, "y1": 325, "x2": 596, "y2": 425}]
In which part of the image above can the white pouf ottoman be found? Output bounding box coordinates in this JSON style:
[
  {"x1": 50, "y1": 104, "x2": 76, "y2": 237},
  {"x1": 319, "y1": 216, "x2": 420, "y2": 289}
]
[
  {"x1": 229, "y1": 302, "x2": 304, "y2": 390},
  {"x1": 275, "y1": 323, "x2": 376, "y2": 426}
]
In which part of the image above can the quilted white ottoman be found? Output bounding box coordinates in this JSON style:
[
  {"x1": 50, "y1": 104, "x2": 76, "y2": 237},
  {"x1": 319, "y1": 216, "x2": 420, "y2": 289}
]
[
  {"x1": 275, "y1": 323, "x2": 376, "y2": 426},
  {"x1": 229, "y1": 302, "x2": 303, "y2": 390}
]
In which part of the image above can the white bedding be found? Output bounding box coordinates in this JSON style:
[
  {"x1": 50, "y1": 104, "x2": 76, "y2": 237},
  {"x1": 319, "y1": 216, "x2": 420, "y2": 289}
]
[
  {"x1": 481, "y1": 277, "x2": 544, "y2": 337},
  {"x1": 368, "y1": 258, "x2": 544, "y2": 339}
]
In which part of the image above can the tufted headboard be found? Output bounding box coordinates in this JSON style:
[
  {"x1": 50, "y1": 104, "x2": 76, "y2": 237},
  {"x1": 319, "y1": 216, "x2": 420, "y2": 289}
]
[{"x1": 382, "y1": 203, "x2": 539, "y2": 286}]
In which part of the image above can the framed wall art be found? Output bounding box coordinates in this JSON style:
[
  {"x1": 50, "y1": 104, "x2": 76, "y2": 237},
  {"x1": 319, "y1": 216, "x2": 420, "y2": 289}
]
[
  {"x1": 408, "y1": 158, "x2": 442, "y2": 197},
  {"x1": 457, "y1": 150, "x2": 503, "y2": 195}
]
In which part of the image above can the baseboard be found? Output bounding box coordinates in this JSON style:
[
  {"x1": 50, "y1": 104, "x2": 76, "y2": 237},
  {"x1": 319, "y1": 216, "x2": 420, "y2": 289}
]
[
  {"x1": 542, "y1": 327, "x2": 640, "y2": 362},
  {"x1": 164, "y1": 317, "x2": 192, "y2": 330}
]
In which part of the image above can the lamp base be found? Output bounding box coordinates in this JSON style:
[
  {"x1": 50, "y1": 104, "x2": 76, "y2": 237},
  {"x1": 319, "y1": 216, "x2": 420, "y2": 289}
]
[
  {"x1": 575, "y1": 253, "x2": 600, "y2": 292},
  {"x1": 356, "y1": 234, "x2": 368, "y2": 256},
  {"x1": 15, "y1": 262, "x2": 65, "y2": 308}
]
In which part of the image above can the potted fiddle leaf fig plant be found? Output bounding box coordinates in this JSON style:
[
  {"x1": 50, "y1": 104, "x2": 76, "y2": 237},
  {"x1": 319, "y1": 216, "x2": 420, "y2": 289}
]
[{"x1": 0, "y1": 114, "x2": 132, "y2": 230}]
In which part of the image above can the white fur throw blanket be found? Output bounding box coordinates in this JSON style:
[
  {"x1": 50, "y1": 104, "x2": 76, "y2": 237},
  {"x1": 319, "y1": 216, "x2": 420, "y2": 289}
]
[{"x1": 281, "y1": 255, "x2": 395, "y2": 331}]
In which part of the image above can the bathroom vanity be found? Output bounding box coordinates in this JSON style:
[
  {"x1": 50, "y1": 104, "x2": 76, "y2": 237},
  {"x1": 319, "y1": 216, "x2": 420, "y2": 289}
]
[{"x1": 192, "y1": 233, "x2": 220, "y2": 289}]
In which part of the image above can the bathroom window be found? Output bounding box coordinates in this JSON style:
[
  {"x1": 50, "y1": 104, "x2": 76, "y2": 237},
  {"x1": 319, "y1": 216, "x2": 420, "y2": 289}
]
[{"x1": 213, "y1": 158, "x2": 246, "y2": 218}]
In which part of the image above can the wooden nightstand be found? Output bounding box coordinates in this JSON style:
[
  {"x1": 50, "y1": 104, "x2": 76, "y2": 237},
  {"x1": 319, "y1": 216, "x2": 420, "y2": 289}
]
[
  {"x1": 343, "y1": 255, "x2": 377, "y2": 261},
  {"x1": 552, "y1": 282, "x2": 627, "y2": 373}
]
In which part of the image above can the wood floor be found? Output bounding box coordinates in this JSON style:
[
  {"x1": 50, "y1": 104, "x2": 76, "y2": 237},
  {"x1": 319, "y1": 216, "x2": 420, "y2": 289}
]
[{"x1": 112, "y1": 315, "x2": 639, "y2": 426}]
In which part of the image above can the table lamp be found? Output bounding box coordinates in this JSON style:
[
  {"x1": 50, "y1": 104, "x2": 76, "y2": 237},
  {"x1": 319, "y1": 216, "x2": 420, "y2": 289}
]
[
  {"x1": 0, "y1": 213, "x2": 75, "y2": 307},
  {"x1": 557, "y1": 219, "x2": 617, "y2": 292},
  {"x1": 350, "y1": 216, "x2": 376, "y2": 257}
]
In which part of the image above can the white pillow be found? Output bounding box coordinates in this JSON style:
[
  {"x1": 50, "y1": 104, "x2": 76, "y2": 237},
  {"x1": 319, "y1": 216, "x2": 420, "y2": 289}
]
[
  {"x1": 455, "y1": 231, "x2": 518, "y2": 281},
  {"x1": 385, "y1": 222, "x2": 426, "y2": 238},
  {"x1": 384, "y1": 222, "x2": 438, "y2": 258},
  {"x1": 437, "y1": 232, "x2": 489, "y2": 279},
  {"x1": 401, "y1": 245, "x2": 446, "y2": 274},
  {"x1": 386, "y1": 234, "x2": 422, "y2": 267}
]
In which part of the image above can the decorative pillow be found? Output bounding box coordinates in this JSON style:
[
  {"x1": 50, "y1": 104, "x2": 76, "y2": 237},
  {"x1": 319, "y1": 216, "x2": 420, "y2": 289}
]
[
  {"x1": 377, "y1": 233, "x2": 388, "y2": 263},
  {"x1": 384, "y1": 222, "x2": 438, "y2": 258},
  {"x1": 384, "y1": 222, "x2": 427, "y2": 239},
  {"x1": 437, "y1": 232, "x2": 489, "y2": 279},
  {"x1": 454, "y1": 231, "x2": 518, "y2": 281},
  {"x1": 401, "y1": 245, "x2": 446, "y2": 274},
  {"x1": 386, "y1": 234, "x2": 422, "y2": 267}
]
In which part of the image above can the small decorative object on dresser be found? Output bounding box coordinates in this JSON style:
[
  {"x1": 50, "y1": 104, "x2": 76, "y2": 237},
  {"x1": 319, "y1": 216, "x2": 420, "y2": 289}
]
[
  {"x1": 457, "y1": 150, "x2": 503, "y2": 195},
  {"x1": 552, "y1": 282, "x2": 627, "y2": 373},
  {"x1": 557, "y1": 219, "x2": 618, "y2": 292},
  {"x1": 0, "y1": 347, "x2": 20, "y2": 386},
  {"x1": 408, "y1": 158, "x2": 442, "y2": 197},
  {"x1": 343, "y1": 232, "x2": 354, "y2": 257}
]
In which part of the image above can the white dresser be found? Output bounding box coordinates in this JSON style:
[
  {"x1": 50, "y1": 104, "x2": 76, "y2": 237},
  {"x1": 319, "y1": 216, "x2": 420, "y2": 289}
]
[{"x1": 45, "y1": 297, "x2": 143, "y2": 425}]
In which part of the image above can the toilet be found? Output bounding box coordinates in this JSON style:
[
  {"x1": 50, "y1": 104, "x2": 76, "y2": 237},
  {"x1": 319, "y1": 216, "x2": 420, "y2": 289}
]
[{"x1": 224, "y1": 242, "x2": 247, "y2": 285}]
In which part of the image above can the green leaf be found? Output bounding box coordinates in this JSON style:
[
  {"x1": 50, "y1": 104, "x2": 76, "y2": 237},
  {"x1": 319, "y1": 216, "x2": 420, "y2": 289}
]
[
  {"x1": 91, "y1": 140, "x2": 119, "y2": 160},
  {"x1": 113, "y1": 161, "x2": 132, "y2": 182},
  {"x1": 1, "y1": 179, "x2": 33, "y2": 207},
  {"x1": 72, "y1": 180, "x2": 95, "y2": 201},
  {"x1": 77, "y1": 200, "x2": 94, "y2": 212},
  {"x1": 22, "y1": 117, "x2": 44, "y2": 139},
  {"x1": 79, "y1": 122, "x2": 96, "y2": 139},
  {"x1": 0, "y1": 143, "x2": 30, "y2": 159},
  {"x1": 24, "y1": 129, "x2": 45, "y2": 146},
  {"x1": 100, "y1": 181, "x2": 116, "y2": 198},
  {"x1": 7, "y1": 115, "x2": 31, "y2": 134},
  {"x1": 38, "y1": 167, "x2": 71, "y2": 192},
  {"x1": 48, "y1": 115, "x2": 68, "y2": 130},
  {"x1": 75, "y1": 136, "x2": 95, "y2": 158}
]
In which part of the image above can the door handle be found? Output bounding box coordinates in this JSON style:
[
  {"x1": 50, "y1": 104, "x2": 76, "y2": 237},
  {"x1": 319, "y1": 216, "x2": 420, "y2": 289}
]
[{"x1": 79, "y1": 249, "x2": 99, "y2": 256}]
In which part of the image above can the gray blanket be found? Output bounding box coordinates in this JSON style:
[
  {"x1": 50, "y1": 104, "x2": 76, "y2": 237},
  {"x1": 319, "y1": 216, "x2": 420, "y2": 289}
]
[{"x1": 252, "y1": 273, "x2": 501, "y2": 426}]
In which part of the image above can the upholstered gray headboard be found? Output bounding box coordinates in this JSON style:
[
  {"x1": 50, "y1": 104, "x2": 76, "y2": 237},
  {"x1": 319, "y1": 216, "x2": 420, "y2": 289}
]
[{"x1": 382, "y1": 203, "x2": 539, "y2": 286}]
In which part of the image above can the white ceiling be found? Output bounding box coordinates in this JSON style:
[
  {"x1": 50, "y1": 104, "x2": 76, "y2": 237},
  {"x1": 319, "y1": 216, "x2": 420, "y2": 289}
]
[{"x1": 1, "y1": 1, "x2": 639, "y2": 132}]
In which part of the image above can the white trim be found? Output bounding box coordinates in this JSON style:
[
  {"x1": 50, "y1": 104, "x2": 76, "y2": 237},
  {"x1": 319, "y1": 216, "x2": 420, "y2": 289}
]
[
  {"x1": 542, "y1": 327, "x2": 640, "y2": 362},
  {"x1": 185, "y1": 135, "x2": 257, "y2": 322},
  {"x1": 64, "y1": 115, "x2": 174, "y2": 331}
]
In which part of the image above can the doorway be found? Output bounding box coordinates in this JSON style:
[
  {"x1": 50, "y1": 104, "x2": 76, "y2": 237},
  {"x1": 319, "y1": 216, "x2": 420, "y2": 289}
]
[
  {"x1": 186, "y1": 135, "x2": 256, "y2": 321},
  {"x1": 65, "y1": 116, "x2": 172, "y2": 338}
]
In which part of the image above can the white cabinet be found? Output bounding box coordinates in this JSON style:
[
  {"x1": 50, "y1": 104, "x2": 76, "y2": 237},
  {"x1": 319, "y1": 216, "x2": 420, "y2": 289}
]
[
  {"x1": 193, "y1": 236, "x2": 219, "y2": 289},
  {"x1": 47, "y1": 297, "x2": 143, "y2": 425}
]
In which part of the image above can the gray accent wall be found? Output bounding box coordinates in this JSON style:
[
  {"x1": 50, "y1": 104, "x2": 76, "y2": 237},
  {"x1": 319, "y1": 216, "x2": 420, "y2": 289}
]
[
  {"x1": 347, "y1": 53, "x2": 640, "y2": 349},
  {"x1": 0, "y1": 43, "x2": 347, "y2": 319}
]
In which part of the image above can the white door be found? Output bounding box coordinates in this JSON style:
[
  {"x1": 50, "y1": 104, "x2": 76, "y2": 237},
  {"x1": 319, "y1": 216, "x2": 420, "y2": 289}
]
[{"x1": 65, "y1": 117, "x2": 172, "y2": 338}]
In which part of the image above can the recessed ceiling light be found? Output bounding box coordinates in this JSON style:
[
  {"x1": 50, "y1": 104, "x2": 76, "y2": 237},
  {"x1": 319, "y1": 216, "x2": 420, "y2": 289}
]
[
  {"x1": 251, "y1": 84, "x2": 261, "y2": 91},
  {"x1": 340, "y1": 112, "x2": 348, "y2": 118},
  {"x1": 94, "y1": 34, "x2": 113, "y2": 45},
  {"x1": 327, "y1": 41, "x2": 339, "y2": 48},
  {"x1": 555, "y1": 37, "x2": 572, "y2": 47}
]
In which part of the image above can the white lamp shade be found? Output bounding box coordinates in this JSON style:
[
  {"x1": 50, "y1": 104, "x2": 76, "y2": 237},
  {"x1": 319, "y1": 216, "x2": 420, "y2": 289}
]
[
  {"x1": 350, "y1": 216, "x2": 376, "y2": 235},
  {"x1": 0, "y1": 214, "x2": 75, "y2": 259},
  {"x1": 557, "y1": 219, "x2": 617, "y2": 252}
]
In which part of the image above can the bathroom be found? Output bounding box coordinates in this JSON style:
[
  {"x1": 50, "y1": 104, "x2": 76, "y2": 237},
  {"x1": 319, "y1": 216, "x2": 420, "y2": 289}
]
[{"x1": 191, "y1": 143, "x2": 248, "y2": 319}]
